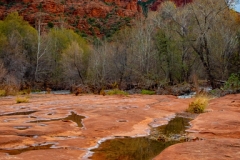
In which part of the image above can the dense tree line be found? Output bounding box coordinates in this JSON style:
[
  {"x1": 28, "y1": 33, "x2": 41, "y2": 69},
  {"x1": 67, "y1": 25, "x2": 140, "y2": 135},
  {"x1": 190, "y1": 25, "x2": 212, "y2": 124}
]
[
  {"x1": 0, "y1": 12, "x2": 89, "y2": 91},
  {"x1": 0, "y1": 0, "x2": 239, "y2": 92}
]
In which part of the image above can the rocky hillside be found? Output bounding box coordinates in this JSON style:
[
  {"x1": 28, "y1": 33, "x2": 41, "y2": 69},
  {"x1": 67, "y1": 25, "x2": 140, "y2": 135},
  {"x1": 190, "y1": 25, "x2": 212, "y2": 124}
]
[{"x1": 0, "y1": 0, "x2": 192, "y2": 38}]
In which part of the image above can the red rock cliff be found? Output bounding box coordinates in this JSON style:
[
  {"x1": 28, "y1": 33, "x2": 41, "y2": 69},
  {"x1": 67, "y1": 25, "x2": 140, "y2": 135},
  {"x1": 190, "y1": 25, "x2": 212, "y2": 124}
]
[{"x1": 0, "y1": 0, "x2": 192, "y2": 37}]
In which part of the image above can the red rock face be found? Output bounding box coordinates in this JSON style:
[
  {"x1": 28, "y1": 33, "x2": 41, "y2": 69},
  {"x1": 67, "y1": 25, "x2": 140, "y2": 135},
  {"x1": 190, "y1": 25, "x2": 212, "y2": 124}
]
[
  {"x1": 173, "y1": 0, "x2": 193, "y2": 6},
  {"x1": 0, "y1": 0, "x2": 191, "y2": 36}
]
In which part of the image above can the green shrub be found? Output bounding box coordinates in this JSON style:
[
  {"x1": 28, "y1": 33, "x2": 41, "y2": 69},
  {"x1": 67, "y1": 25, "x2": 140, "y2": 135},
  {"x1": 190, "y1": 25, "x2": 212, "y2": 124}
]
[
  {"x1": 104, "y1": 2, "x2": 113, "y2": 6},
  {"x1": 87, "y1": 18, "x2": 96, "y2": 24},
  {"x1": 31, "y1": 89, "x2": 41, "y2": 93},
  {"x1": 80, "y1": 31, "x2": 88, "y2": 37},
  {"x1": 37, "y1": 2, "x2": 43, "y2": 10},
  {"x1": 60, "y1": 0, "x2": 66, "y2": 5},
  {"x1": 107, "y1": 89, "x2": 128, "y2": 96},
  {"x1": 141, "y1": 89, "x2": 155, "y2": 95},
  {"x1": 187, "y1": 96, "x2": 209, "y2": 113},
  {"x1": 16, "y1": 96, "x2": 29, "y2": 103},
  {"x1": 47, "y1": 22, "x2": 54, "y2": 28},
  {"x1": 0, "y1": 90, "x2": 6, "y2": 96},
  {"x1": 224, "y1": 73, "x2": 240, "y2": 91}
]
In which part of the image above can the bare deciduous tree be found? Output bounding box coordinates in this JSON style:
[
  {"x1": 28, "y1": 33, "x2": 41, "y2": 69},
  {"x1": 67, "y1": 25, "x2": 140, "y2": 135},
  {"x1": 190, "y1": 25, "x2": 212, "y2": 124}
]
[{"x1": 61, "y1": 41, "x2": 85, "y2": 84}]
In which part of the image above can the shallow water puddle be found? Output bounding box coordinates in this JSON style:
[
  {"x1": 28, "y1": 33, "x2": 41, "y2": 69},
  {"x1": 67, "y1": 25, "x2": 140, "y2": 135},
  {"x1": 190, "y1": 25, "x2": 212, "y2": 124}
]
[
  {"x1": 13, "y1": 126, "x2": 31, "y2": 130},
  {"x1": 0, "y1": 112, "x2": 84, "y2": 155},
  {"x1": 0, "y1": 111, "x2": 37, "y2": 117},
  {"x1": 89, "y1": 116, "x2": 191, "y2": 160},
  {"x1": 62, "y1": 111, "x2": 85, "y2": 127},
  {"x1": 152, "y1": 116, "x2": 190, "y2": 140},
  {"x1": 28, "y1": 111, "x2": 85, "y2": 127},
  {"x1": 0, "y1": 143, "x2": 56, "y2": 155}
]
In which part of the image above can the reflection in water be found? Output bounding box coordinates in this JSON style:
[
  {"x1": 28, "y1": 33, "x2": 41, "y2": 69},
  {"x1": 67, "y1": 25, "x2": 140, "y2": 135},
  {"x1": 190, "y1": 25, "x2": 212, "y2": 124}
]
[
  {"x1": 0, "y1": 144, "x2": 54, "y2": 155},
  {"x1": 28, "y1": 111, "x2": 85, "y2": 127},
  {"x1": 0, "y1": 112, "x2": 85, "y2": 155},
  {"x1": 90, "y1": 116, "x2": 191, "y2": 160},
  {"x1": 63, "y1": 111, "x2": 85, "y2": 127},
  {"x1": 0, "y1": 111, "x2": 37, "y2": 117},
  {"x1": 28, "y1": 118, "x2": 60, "y2": 123},
  {"x1": 154, "y1": 117, "x2": 190, "y2": 139},
  {"x1": 91, "y1": 137, "x2": 176, "y2": 160}
]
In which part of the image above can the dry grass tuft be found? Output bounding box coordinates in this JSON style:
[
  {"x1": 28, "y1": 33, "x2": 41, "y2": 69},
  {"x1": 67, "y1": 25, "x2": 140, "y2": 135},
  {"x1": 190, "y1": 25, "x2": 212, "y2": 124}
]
[
  {"x1": 0, "y1": 90, "x2": 6, "y2": 96},
  {"x1": 187, "y1": 95, "x2": 209, "y2": 113},
  {"x1": 46, "y1": 87, "x2": 51, "y2": 94},
  {"x1": 16, "y1": 96, "x2": 29, "y2": 103}
]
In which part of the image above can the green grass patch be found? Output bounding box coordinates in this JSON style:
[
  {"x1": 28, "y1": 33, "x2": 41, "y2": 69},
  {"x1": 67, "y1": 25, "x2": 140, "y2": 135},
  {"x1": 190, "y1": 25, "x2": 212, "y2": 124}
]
[
  {"x1": 187, "y1": 96, "x2": 209, "y2": 113},
  {"x1": 107, "y1": 89, "x2": 128, "y2": 96},
  {"x1": 31, "y1": 89, "x2": 41, "y2": 93},
  {"x1": 141, "y1": 89, "x2": 155, "y2": 95}
]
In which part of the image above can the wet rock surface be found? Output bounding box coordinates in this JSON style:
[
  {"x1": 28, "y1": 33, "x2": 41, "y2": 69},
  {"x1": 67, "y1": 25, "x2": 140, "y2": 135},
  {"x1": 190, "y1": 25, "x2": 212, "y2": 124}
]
[
  {"x1": 89, "y1": 116, "x2": 192, "y2": 160},
  {"x1": 0, "y1": 94, "x2": 191, "y2": 159},
  {"x1": 0, "y1": 94, "x2": 239, "y2": 159},
  {"x1": 154, "y1": 94, "x2": 240, "y2": 160}
]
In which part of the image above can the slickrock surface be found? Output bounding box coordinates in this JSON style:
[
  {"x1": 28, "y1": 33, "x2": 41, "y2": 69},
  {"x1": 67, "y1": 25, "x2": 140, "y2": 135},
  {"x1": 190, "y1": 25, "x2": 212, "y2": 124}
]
[
  {"x1": 0, "y1": 94, "x2": 191, "y2": 159},
  {"x1": 154, "y1": 94, "x2": 240, "y2": 160},
  {"x1": 1, "y1": 94, "x2": 239, "y2": 159}
]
